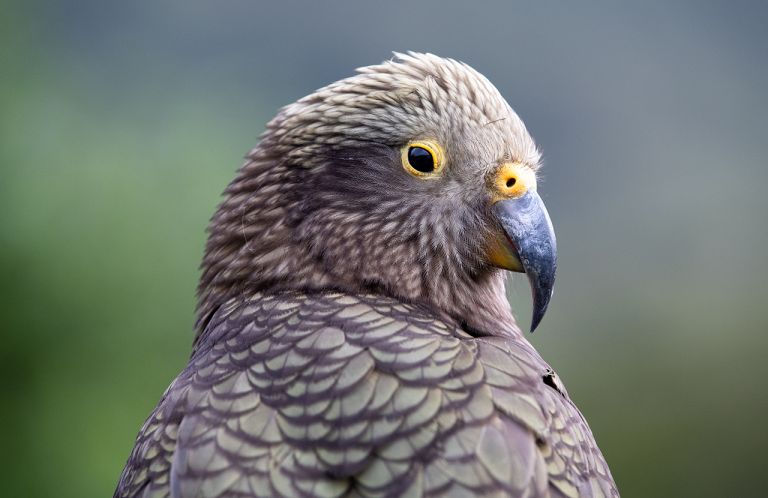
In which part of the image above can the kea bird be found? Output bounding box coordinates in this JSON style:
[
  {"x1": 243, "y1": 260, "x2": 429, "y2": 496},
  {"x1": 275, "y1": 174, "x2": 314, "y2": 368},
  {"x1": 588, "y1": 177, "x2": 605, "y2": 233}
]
[{"x1": 115, "y1": 52, "x2": 618, "y2": 498}]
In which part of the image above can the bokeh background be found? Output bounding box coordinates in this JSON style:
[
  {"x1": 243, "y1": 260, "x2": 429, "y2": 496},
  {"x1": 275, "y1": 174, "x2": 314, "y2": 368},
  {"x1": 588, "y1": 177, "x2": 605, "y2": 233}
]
[{"x1": 2, "y1": 1, "x2": 767, "y2": 496}]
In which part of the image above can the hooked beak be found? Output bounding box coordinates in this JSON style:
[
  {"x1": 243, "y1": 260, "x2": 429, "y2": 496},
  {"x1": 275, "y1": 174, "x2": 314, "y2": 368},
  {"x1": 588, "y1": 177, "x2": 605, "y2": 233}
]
[{"x1": 491, "y1": 190, "x2": 557, "y2": 332}]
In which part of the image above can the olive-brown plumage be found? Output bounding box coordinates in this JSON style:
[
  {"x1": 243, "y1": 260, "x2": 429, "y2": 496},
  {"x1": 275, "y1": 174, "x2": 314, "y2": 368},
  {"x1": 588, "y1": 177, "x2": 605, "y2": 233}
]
[{"x1": 115, "y1": 53, "x2": 618, "y2": 497}]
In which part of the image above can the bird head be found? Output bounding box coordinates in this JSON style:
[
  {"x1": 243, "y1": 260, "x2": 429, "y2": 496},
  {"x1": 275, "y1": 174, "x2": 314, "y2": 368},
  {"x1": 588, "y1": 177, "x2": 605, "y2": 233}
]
[{"x1": 198, "y1": 53, "x2": 556, "y2": 337}]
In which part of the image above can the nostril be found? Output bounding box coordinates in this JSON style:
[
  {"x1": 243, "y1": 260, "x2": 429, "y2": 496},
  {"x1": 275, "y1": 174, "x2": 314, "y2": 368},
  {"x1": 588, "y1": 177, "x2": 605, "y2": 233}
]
[{"x1": 506, "y1": 177, "x2": 517, "y2": 188}]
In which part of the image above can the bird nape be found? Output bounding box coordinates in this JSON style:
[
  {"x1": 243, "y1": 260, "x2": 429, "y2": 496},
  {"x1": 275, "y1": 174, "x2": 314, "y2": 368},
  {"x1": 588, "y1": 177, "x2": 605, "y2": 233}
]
[{"x1": 115, "y1": 52, "x2": 618, "y2": 498}]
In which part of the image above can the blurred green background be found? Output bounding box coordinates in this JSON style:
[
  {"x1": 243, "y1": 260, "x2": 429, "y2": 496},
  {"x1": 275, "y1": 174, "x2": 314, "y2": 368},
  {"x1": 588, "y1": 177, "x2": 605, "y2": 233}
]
[{"x1": 1, "y1": 1, "x2": 766, "y2": 496}]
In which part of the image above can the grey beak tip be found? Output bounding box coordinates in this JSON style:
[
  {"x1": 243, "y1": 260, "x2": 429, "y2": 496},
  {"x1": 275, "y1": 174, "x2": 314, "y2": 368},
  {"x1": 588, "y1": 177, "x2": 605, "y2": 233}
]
[
  {"x1": 529, "y1": 276, "x2": 554, "y2": 333},
  {"x1": 530, "y1": 307, "x2": 544, "y2": 333}
]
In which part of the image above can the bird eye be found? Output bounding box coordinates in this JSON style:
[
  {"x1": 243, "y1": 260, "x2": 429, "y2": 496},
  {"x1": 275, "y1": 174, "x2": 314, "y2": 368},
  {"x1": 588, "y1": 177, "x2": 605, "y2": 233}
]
[
  {"x1": 408, "y1": 147, "x2": 435, "y2": 172},
  {"x1": 401, "y1": 140, "x2": 444, "y2": 177}
]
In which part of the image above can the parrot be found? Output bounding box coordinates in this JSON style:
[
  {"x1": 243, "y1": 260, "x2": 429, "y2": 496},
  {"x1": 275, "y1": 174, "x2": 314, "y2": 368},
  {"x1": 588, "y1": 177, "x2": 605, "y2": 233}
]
[{"x1": 115, "y1": 52, "x2": 618, "y2": 498}]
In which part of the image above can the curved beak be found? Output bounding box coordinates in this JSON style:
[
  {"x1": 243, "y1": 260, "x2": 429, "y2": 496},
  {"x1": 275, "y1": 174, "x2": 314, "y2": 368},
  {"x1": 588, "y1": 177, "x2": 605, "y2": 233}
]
[{"x1": 492, "y1": 191, "x2": 557, "y2": 332}]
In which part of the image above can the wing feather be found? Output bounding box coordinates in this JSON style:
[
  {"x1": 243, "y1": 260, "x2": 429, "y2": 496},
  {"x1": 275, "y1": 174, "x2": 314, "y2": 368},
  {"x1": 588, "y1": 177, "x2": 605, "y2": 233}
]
[{"x1": 115, "y1": 292, "x2": 617, "y2": 498}]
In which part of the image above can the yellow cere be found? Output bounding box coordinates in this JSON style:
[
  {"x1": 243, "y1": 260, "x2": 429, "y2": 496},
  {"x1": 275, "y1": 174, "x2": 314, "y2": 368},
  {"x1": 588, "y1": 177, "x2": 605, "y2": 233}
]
[
  {"x1": 401, "y1": 139, "x2": 445, "y2": 178},
  {"x1": 492, "y1": 162, "x2": 537, "y2": 200}
]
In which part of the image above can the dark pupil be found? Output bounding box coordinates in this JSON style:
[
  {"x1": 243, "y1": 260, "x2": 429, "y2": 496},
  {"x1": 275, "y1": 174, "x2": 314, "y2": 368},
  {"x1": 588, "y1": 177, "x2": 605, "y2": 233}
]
[{"x1": 408, "y1": 146, "x2": 435, "y2": 173}]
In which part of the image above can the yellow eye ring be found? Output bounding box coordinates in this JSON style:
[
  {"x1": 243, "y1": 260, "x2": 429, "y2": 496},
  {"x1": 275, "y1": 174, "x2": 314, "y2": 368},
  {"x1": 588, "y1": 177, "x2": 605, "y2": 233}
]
[{"x1": 401, "y1": 140, "x2": 445, "y2": 177}]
